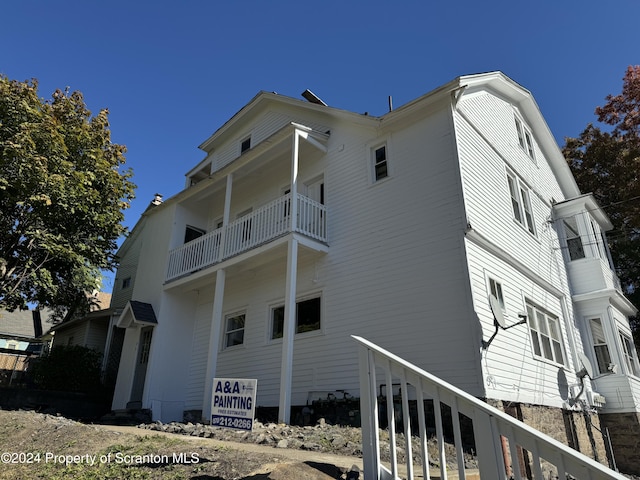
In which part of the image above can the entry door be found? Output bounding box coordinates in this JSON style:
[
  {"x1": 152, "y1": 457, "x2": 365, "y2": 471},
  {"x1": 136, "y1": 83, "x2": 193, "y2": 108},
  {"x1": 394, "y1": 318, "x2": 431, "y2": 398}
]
[{"x1": 130, "y1": 326, "x2": 153, "y2": 406}]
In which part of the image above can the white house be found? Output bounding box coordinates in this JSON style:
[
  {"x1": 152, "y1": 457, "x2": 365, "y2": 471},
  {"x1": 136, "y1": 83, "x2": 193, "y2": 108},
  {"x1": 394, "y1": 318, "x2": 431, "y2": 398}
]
[{"x1": 110, "y1": 72, "x2": 640, "y2": 472}]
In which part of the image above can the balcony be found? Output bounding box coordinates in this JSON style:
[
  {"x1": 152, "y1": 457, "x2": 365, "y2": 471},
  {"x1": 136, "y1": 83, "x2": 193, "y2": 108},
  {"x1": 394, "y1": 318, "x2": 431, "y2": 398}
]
[{"x1": 166, "y1": 193, "x2": 326, "y2": 281}]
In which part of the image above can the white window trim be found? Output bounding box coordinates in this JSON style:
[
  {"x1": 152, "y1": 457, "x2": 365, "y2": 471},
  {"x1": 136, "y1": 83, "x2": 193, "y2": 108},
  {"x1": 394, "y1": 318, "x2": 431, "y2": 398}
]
[
  {"x1": 367, "y1": 137, "x2": 392, "y2": 185},
  {"x1": 506, "y1": 169, "x2": 536, "y2": 235},
  {"x1": 514, "y1": 114, "x2": 535, "y2": 161},
  {"x1": 486, "y1": 274, "x2": 505, "y2": 312},
  {"x1": 618, "y1": 331, "x2": 640, "y2": 377},
  {"x1": 223, "y1": 310, "x2": 247, "y2": 350},
  {"x1": 267, "y1": 292, "x2": 323, "y2": 342},
  {"x1": 525, "y1": 300, "x2": 566, "y2": 366},
  {"x1": 239, "y1": 134, "x2": 252, "y2": 154},
  {"x1": 587, "y1": 317, "x2": 613, "y2": 376}
]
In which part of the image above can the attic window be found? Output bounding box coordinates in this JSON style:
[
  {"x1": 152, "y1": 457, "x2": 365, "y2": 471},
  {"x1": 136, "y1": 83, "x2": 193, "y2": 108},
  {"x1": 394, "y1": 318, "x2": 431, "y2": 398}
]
[
  {"x1": 241, "y1": 136, "x2": 251, "y2": 154},
  {"x1": 373, "y1": 144, "x2": 388, "y2": 182},
  {"x1": 514, "y1": 115, "x2": 535, "y2": 160}
]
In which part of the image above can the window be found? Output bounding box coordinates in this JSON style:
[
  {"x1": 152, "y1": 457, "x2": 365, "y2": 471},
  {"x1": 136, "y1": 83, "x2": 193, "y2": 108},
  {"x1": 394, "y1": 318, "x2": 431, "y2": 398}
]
[
  {"x1": 524, "y1": 131, "x2": 535, "y2": 158},
  {"x1": 122, "y1": 277, "x2": 131, "y2": 289},
  {"x1": 563, "y1": 216, "x2": 585, "y2": 261},
  {"x1": 488, "y1": 278, "x2": 504, "y2": 310},
  {"x1": 372, "y1": 144, "x2": 388, "y2": 182},
  {"x1": 619, "y1": 333, "x2": 639, "y2": 376},
  {"x1": 589, "y1": 318, "x2": 612, "y2": 375},
  {"x1": 526, "y1": 302, "x2": 565, "y2": 365},
  {"x1": 240, "y1": 136, "x2": 251, "y2": 153},
  {"x1": 506, "y1": 171, "x2": 535, "y2": 234},
  {"x1": 515, "y1": 118, "x2": 525, "y2": 148},
  {"x1": 224, "y1": 312, "x2": 245, "y2": 348},
  {"x1": 184, "y1": 225, "x2": 206, "y2": 243},
  {"x1": 515, "y1": 116, "x2": 535, "y2": 160},
  {"x1": 271, "y1": 296, "x2": 321, "y2": 339}
]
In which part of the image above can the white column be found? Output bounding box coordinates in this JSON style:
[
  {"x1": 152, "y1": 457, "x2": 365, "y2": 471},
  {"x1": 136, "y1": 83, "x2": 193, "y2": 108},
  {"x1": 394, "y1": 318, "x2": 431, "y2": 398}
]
[
  {"x1": 202, "y1": 268, "x2": 226, "y2": 422},
  {"x1": 278, "y1": 130, "x2": 300, "y2": 424},
  {"x1": 279, "y1": 237, "x2": 298, "y2": 423},
  {"x1": 202, "y1": 174, "x2": 233, "y2": 422}
]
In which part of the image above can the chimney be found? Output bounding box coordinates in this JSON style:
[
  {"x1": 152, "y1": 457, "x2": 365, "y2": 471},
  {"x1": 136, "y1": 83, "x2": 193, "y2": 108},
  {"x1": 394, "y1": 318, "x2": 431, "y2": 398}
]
[{"x1": 32, "y1": 310, "x2": 43, "y2": 338}]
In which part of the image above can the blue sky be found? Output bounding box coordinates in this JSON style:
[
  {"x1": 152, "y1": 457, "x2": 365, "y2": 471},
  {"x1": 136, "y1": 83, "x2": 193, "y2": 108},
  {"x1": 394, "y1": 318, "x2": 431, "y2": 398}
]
[{"x1": 2, "y1": 1, "x2": 639, "y2": 293}]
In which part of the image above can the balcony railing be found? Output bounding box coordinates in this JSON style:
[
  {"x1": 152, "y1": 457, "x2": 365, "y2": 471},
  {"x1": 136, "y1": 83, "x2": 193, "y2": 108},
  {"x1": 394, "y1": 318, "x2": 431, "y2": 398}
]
[{"x1": 166, "y1": 193, "x2": 326, "y2": 281}]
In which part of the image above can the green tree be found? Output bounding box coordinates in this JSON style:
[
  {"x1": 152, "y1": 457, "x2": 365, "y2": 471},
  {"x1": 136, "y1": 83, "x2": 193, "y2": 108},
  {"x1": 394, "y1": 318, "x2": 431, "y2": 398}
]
[
  {"x1": 0, "y1": 76, "x2": 135, "y2": 320},
  {"x1": 563, "y1": 66, "x2": 640, "y2": 342}
]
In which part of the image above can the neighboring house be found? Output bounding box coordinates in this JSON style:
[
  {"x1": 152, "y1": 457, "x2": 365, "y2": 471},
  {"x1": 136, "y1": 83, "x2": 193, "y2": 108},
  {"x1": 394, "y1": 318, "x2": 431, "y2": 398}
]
[
  {"x1": 0, "y1": 308, "x2": 48, "y2": 385},
  {"x1": 110, "y1": 72, "x2": 640, "y2": 472},
  {"x1": 46, "y1": 295, "x2": 124, "y2": 387}
]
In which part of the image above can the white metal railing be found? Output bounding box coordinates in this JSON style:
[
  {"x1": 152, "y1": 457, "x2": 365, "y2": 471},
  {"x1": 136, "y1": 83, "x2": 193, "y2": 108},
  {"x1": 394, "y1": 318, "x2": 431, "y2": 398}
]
[
  {"x1": 166, "y1": 193, "x2": 327, "y2": 281},
  {"x1": 354, "y1": 335, "x2": 626, "y2": 480}
]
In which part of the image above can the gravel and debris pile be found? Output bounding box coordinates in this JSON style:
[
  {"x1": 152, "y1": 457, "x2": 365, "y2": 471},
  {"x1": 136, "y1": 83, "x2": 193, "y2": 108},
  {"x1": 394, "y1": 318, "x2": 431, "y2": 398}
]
[{"x1": 138, "y1": 418, "x2": 478, "y2": 471}]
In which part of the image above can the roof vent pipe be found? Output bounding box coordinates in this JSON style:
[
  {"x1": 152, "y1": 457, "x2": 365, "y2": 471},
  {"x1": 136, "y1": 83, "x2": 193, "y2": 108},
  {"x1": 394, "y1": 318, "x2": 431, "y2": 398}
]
[{"x1": 388, "y1": 96, "x2": 393, "y2": 112}]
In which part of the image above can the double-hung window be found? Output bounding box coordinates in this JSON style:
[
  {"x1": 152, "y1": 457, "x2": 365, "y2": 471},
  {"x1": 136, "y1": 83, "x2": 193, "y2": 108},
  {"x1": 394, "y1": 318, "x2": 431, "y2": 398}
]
[
  {"x1": 515, "y1": 116, "x2": 535, "y2": 160},
  {"x1": 224, "y1": 312, "x2": 245, "y2": 348},
  {"x1": 372, "y1": 144, "x2": 388, "y2": 182},
  {"x1": 620, "y1": 333, "x2": 639, "y2": 376},
  {"x1": 488, "y1": 277, "x2": 505, "y2": 310},
  {"x1": 506, "y1": 170, "x2": 535, "y2": 235},
  {"x1": 526, "y1": 302, "x2": 565, "y2": 365},
  {"x1": 563, "y1": 216, "x2": 585, "y2": 260},
  {"x1": 589, "y1": 318, "x2": 612, "y2": 375}
]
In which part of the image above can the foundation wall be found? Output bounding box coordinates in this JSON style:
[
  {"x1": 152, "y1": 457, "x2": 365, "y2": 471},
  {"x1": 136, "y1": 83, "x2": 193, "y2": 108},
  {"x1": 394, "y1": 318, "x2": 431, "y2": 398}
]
[
  {"x1": 599, "y1": 411, "x2": 640, "y2": 476},
  {"x1": 486, "y1": 400, "x2": 611, "y2": 476}
]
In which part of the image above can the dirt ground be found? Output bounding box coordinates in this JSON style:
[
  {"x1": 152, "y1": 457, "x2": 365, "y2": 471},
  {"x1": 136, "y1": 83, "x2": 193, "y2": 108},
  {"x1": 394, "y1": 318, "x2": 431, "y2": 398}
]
[{"x1": 0, "y1": 409, "x2": 363, "y2": 479}]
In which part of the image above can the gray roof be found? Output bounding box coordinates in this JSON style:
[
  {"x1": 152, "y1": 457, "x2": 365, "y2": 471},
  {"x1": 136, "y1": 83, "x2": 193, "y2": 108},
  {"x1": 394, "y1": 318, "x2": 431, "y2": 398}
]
[
  {"x1": 0, "y1": 309, "x2": 53, "y2": 340},
  {"x1": 129, "y1": 301, "x2": 158, "y2": 324}
]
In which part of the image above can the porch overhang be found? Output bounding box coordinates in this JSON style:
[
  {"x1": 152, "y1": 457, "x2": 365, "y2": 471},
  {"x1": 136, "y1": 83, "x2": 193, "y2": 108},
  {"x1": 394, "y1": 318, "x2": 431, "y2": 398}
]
[{"x1": 117, "y1": 301, "x2": 158, "y2": 328}]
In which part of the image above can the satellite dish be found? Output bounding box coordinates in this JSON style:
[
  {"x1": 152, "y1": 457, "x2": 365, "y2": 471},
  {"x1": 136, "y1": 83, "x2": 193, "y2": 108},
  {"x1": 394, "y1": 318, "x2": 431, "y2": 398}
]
[
  {"x1": 577, "y1": 352, "x2": 594, "y2": 379},
  {"x1": 489, "y1": 294, "x2": 506, "y2": 328}
]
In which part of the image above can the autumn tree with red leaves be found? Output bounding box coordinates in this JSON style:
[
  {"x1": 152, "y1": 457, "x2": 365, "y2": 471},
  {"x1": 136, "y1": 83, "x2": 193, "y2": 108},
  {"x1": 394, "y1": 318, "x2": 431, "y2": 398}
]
[{"x1": 563, "y1": 66, "x2": 640, "y2": 344}]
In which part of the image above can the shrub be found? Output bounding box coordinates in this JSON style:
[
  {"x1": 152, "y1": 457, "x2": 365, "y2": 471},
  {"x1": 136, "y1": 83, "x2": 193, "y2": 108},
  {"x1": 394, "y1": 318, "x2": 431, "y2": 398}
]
[{"x1": 30, "y1": 345, "x2": 103, "y2": 393}]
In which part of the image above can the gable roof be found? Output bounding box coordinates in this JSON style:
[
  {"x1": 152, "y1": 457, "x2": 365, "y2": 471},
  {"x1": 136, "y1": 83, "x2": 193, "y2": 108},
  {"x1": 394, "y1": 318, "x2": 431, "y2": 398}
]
[
  {"x1": 0, "y1": 308, "x2": 52, "y2": 340},
  {"x1": 117, "y1": 300, "x2": 158, "y2": 328}
]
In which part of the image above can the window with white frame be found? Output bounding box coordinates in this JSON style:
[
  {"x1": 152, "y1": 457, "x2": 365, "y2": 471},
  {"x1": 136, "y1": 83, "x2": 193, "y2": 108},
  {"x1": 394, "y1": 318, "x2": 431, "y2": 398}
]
[
  {"x1": 589, "y1": 318, "x2": 612, "y2": 375},
  {"x1": 619, "y1": 332, "x2": 639, "y2": 376},
  {"x1": 488, "y1": 277, "x2": 505, "y2": 310},
  {"x1": 506, "y1": 170, "x2": 535, "y2": 235},
  {"x1": 526, "y1": 301, "x2": 565, "y2": 365},
  {"x1": 563, "y1": 216, "x2": 585, "y2": 261},
  {"x1": 372, "y1": 144, "x2": 388, "y2": 182},
  {"x1": 271, "y1": 296, "x2": 321, "y2": 339},
  {"x1": 514, "y1": 116, "x2": 535, "y2": 160},
  {"x1": 240, "y1": 136, "x2": 251, "y2": 154},
  {"x1": 224, "y1": 312, "x2": 245, "y2": 348}
]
